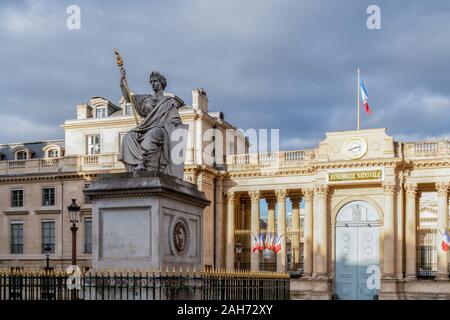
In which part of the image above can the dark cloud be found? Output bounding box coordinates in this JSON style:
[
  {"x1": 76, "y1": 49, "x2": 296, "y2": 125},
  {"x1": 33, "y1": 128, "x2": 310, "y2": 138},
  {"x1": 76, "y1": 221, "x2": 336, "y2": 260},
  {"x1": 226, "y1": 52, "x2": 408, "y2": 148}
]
[{"x1": 1, "y1": 0, "x2": 449, "y2": 148}]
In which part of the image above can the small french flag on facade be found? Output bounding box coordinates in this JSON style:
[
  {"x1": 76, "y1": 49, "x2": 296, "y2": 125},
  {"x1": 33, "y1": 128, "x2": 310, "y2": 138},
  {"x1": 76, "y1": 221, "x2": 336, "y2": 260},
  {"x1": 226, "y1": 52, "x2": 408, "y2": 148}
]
[
  {"x1": 441, "y1": 229, "x2": 450, "y2": 252},
  {"x1": 359, "y1": 79, "x2": 372, "y2": 115}
]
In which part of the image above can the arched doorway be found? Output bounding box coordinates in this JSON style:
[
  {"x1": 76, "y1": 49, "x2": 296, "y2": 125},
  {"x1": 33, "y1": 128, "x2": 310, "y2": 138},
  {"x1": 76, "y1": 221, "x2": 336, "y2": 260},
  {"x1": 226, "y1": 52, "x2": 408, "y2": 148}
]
[{"x1": 334, "y1": 200, "x2": 380, "y2": 300}]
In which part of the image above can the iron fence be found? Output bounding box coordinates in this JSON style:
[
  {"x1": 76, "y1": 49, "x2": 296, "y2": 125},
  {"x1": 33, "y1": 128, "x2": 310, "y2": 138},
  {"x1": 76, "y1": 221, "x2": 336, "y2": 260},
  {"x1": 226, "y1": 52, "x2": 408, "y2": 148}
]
[
  {"x1": 0, "y1": 269, "x2": 290, "y2": 301},
  {"x1": 417, "y1": 230, "x2": 437, "y2": 278}
]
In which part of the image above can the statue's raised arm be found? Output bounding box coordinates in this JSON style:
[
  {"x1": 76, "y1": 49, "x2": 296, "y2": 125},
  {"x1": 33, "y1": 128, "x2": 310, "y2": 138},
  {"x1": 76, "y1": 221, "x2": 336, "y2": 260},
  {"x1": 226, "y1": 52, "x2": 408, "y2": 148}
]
[{"x1": 114, "y1": 49, "x2": 139, "y2": 124}]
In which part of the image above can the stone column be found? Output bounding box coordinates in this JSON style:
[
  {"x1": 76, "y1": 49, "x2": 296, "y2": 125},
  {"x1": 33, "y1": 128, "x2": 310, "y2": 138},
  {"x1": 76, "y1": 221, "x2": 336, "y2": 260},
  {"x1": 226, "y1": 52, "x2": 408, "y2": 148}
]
[
  {"x1": 290, "y1": 195, "x2": 301, "y2": 267},
  {"x1": 275, "y1": 190, "x2": 287, "y2": 273},
  {"x1": 240, "y1": 200, "x2": 246, "y2": 230},
  {"x1": 405, "y1": 183, "x2": 417, "y2": 278},
  {"x1": 436, "y1": 182, "x2": 449, "y2": 279},
  {"x1": 266, "y1": 198, "x2": 276, "y2": 233},
  {"x1": 383, "y1": 182, "x2": 396, "y2": 277},
  {"x1": 395, "y1": 175, "x2": 404, "y2": 279},
  {"x1": 313, "y1": 185, "x2": 328, "y2": 276},
  {"x1": 303, "y1": 188, "x2": 314, "y2": 276},
  {"x1": 214, "y1": 176, "x2": 224, "y2": 269},
  {"x1": 243, "y1": 199, "x2": 251, "y2": 265},
  {"x1": 249, "y1": 190, "x2": 261, "y2": 272},
  {"x1": 225, "y1": 191, "x2": 236, "y2": 271}
]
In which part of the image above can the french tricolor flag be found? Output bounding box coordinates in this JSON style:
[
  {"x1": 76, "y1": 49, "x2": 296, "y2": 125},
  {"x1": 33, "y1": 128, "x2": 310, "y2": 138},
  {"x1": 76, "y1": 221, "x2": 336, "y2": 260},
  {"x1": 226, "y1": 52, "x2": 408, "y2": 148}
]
[
  {"x1": 441, "y1": 229, "x2": 450, "y2": 252},
  {"x1": 360, "y1": 80, "x2": 372, "y2": 115}
]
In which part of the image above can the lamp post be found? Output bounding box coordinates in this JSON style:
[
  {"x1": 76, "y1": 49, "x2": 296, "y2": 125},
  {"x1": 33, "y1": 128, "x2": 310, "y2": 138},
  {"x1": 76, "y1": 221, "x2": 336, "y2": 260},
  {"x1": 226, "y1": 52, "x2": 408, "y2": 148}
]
[
  {"x1": 44, "y1": 245, "x2": 51, "y2": 271},
  {"x1": 42, "y1": 244, "x2": 53, "y2": 300},
  {"x1": 67, "y1": 199, "x2": 81, "y2": 266},
  {"x1": 235, "y1": 242, "x2": 243, "y2": 270}
]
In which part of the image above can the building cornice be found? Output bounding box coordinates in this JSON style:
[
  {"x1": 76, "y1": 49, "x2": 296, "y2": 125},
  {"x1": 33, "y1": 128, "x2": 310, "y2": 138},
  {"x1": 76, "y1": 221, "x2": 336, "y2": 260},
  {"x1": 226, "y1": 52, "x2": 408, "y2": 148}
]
[
  {"x1": 0, "y1": 172, "x2": 98, "y2": 183},
  {"x1": 61, "y1": 117, "x2": 136, "y2": 130}
]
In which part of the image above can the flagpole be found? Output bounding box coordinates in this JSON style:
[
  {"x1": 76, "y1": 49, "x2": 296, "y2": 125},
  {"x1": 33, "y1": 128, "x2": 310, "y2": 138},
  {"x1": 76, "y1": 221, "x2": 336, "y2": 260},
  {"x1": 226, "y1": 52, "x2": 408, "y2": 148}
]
[{"x1": 357, "y1": 68, "x2": 360, "y2": 130}]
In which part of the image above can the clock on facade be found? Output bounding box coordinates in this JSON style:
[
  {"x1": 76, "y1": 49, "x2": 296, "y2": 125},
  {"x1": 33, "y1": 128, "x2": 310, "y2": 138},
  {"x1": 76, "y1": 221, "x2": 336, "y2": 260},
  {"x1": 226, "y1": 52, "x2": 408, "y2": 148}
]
[{"x1": 345, "y1": 137, "x2": 368, "y2": 159}]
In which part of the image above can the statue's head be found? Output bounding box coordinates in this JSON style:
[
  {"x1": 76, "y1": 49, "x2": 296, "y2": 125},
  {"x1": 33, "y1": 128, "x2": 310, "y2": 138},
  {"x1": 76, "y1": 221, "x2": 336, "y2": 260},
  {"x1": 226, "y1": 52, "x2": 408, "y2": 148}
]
[{"x1": 149, "y1": 71, "x2": 167, "y2": 92}]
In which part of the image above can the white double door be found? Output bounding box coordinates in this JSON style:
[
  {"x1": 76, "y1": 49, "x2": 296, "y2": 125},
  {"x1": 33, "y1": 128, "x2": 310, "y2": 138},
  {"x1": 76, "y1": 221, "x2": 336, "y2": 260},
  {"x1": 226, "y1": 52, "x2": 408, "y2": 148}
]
[{"x1": 335, "y1": 223, "x2": 379, "y2": 300}]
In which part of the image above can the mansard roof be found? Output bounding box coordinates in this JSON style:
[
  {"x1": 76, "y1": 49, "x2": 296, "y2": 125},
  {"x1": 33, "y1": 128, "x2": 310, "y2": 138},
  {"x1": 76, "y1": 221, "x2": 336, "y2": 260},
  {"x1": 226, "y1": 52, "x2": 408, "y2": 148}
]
[{"x1": 0, "y1": 140, "x2": 64, "y2": 160}]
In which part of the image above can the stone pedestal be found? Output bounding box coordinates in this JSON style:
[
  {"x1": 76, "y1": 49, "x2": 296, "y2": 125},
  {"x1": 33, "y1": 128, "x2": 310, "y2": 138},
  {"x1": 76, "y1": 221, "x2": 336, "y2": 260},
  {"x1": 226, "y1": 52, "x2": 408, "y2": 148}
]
[
  {"x1": 85, "y1": 171, "x2": 210, "y2": 270},
  {"x1": 290, "y1": 277, "x2": 332, "y2": 300}
]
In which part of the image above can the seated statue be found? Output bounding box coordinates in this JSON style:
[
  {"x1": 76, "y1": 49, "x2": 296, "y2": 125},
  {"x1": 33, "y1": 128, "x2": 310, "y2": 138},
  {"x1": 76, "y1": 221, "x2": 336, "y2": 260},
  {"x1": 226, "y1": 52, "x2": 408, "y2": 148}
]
[{"x1": 118, "y1": 70, "x2": 183, "y2": 174}]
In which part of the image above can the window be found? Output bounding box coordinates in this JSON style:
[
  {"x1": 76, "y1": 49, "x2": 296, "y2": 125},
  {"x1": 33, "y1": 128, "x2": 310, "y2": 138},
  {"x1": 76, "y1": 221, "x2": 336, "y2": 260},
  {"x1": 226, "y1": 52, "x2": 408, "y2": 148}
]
[
  {"x1": 125, "y1": 103, "x2": 132, "y2": 116},
  {"x1": 42, "y1": 221, "x2": 55, "y2": 253},
  {"x1": 47, "y1": 149, "x2": 59, "y2": 158},
  {"x1": 42, "y1": 187, "x2": 55, "y2": 206},
  {"x1": 95, "y1": 107, "x2": 106, "y2": 118},
  {"x1": 86, "y1": 134, "x2": 101, "y2": 155},
  {"x1": 10, "y1": 222, "x2": 23, "y2": 254},
  {"x1": 84, "y1": 219, "x2": 92, "y2": 254},
  {"x1": 84, "y1": 184, "x2": 91, "y2": 204},
  {"x1": 16, "y1": 151, "x2": 27, "y2": 160},
  {"x1": 11, "y1": 189, "x2": 23, "y2": 207},
  {"x1": 0, "y1": 153, "x2": 4, "y2": 161}
]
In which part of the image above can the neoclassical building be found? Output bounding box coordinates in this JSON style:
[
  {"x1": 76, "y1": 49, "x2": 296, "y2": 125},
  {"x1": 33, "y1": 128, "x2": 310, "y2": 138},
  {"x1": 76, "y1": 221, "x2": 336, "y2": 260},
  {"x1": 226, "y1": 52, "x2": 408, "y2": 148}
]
[
  {"x1": 0, "y1": 88, "x2": 449, "y2": 300},
  {"x1": 0, "y1": 89, "x2": 245, "y2": 271},
  {"x1": 224, "y1": 129, "x2": 450, "y2": 299}
]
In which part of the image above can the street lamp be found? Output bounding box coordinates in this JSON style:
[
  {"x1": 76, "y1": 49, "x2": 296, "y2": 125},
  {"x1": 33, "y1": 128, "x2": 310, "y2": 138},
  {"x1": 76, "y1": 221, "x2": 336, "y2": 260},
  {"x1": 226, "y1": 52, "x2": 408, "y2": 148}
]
[
  {"x1": 67, "y1": 199, "x2": 81, "y2": 266},
  {"x1": 44, "y1": 245, "x2": 51, "y2": 271},
  {"x1": 235, "y1": 242, "x2": 243, "y2": 270}
]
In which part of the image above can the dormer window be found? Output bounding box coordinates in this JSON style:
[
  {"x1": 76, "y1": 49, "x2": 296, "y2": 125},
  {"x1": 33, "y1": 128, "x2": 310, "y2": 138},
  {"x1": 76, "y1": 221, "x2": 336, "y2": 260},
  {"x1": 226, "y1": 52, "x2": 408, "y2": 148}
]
[
  {"x1": 47, "y1": 149, "x2": 59, "y2": 158},
  {"x1": 95, "y1": 107, "x2": 106, "y2": 118},
  {"x1": 16, "y1": 151, "x2": 27, "y2": 160},
  {"x1": 11, "y1": 146, "x2": 33, "y2": 160},
  {"x1": 42, "y1": 144, "x2": 64, "y2": 159}
]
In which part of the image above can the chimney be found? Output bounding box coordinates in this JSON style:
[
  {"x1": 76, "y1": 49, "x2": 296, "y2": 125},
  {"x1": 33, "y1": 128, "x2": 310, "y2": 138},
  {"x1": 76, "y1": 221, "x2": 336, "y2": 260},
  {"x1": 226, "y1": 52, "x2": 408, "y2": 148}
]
[
  {"x1": 77, "y1": 103, "x2": 93, "y2": 119},
  {"x1": 192, "y1": 88, "x2": 208, "y2": 112}
]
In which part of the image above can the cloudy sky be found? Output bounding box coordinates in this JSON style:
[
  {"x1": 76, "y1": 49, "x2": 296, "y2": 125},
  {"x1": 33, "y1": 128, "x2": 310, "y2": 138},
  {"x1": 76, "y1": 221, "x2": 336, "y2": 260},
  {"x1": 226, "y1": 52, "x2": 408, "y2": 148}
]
[{"x1": 1, "y1": 0, "x2": 449, "y2": 149}]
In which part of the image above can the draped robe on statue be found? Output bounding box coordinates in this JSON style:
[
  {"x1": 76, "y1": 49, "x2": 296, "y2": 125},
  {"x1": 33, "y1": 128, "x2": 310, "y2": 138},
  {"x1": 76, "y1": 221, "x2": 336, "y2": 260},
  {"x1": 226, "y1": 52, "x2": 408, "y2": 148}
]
[{"x1": 119, "y1": 94, "x2": 182, "y2": 174}]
